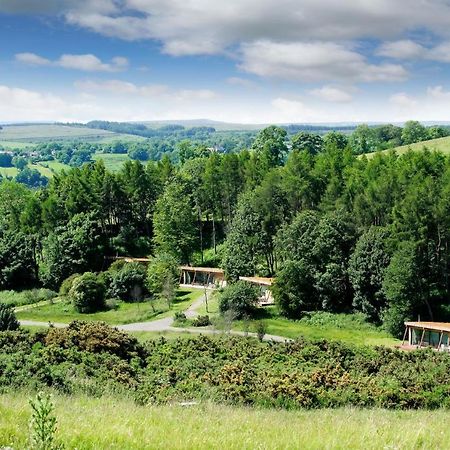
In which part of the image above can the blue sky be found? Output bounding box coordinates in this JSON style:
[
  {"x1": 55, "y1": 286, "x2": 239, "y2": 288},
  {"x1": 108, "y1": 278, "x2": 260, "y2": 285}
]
[{"x1": 2, "y1": 1, "x2": 450, "y2": 124}]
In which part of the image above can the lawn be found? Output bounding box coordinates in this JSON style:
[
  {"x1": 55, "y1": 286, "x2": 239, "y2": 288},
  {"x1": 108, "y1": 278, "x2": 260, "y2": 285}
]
[
  {"x1": 233, "y1": 309, "x2": 400, "y2": 347},
  {"x1": 0, "y1": 167, "x2": 18, "y2": 177},
  {"x1": 2, "y1": 392, "x2": 450, "y2": 449},
  {"x1": 92, "y1": 152, "x2": 133, "y2": 171},
  {"x1": 0, "y1": 140, "x2": 36, "y2": 149},
  {"x1": 16, "y1": 289, "x2": 203, "y2": 325}
]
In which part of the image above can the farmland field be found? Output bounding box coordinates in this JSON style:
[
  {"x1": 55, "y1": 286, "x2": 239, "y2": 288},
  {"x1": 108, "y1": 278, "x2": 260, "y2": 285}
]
[
  {"x1": 92, "y1": 152, "x2": 134, "y2": 171},
  {"x1": 0, "y1": 124, "x2": 144, "y2": 143},
  {"x1": 2, "y1": 393, "x2": 450, "y2": 449}
]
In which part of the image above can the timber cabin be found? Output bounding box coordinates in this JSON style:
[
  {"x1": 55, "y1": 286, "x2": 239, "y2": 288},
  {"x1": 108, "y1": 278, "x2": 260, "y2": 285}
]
[{"x1": 402, "y1": 322, "x2": 450, "y2": 350}]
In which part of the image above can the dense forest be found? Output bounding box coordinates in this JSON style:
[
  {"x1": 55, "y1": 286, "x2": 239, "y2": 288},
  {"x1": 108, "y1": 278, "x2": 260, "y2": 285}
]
[{"x1": 1, "y1": 123, "x2": 450, "y2": 337}]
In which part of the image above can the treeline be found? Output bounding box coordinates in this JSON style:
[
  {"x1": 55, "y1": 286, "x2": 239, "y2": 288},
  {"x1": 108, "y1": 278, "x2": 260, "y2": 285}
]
[{"x1": 2, "y1": 125, "x2": 450, "y2": 335}]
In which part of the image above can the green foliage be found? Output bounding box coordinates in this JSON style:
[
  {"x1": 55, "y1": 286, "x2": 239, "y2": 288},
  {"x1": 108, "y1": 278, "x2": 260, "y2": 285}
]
[
  {"x1": 218, "y1": 281, "x2": 259, "y2": 319},
  {"x1": 349, "y1": 227, "x2": 391, "y2": 322},
  {"x1": 69, "y1": 272, "x2": 105, "y2": 313},
  {"x1": 192, "y1": 315, "x2": 211, "y2": 327},
  {"x1": 0, "y1": 229, "x2": 38, "y2": 290},
  {"x1": 146, "y1": 253, "x2": 180, "y2": 296},
  {"x1": 291, "y1": 132, "x2": 323, "y2": 155},
  {"x1": 29, "y1": 391, "x2": 63, "y2": 450},
  {"x1": 0, "y1": 289, "x2": 56, "y2": 307},
  {"x1": 107, "y1": 262, "x2": 147, "y2": 302},
  {"x1": 59, "y1": 274, "x2": 81, "y2": 297},
  {"x1": 0, "y1": 303, "x2": 19, "y2": 331}
]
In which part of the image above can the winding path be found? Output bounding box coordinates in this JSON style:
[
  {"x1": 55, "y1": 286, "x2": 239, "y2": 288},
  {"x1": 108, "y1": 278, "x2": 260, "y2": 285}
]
[{"x1": 18, "y1": 289, "x2": 292, "y2": 343}]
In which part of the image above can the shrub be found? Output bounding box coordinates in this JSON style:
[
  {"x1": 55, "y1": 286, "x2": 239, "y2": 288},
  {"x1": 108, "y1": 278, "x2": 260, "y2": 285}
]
[
  {"x1": 173, "y1": 311, "x2": 187, "y2": 323},
  {"x1": 69, "y1": 272, "x2": 105, "y2": 313},
  {"x1": 59, "y1": 273, "x2": 80, "y2": 297},
  {"x1": 255, "y1": 321, "x2": 267, "y2": 342},
  {"x1": 44, "y1": 320, "x2": 145, "y2": 361},
  {"x1": 218, "y1": 281, "x2": 259, "y2": 319},
  {"x1": 192, "y1": 315, "x2": 211, "y2": 327},
  {"x1": 0, "y1": 303, "x2": 20, "y2": 331},
  {"x1": 108, "y1": 262, "x2": 147, "y2": 302}
]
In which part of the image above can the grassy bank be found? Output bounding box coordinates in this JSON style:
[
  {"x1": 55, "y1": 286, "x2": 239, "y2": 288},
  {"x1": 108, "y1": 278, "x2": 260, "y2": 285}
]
[
  {"x1": 1, "y1": 392, "x2": 450, "y2": 449},
  {"x1": 16, "y1": 289, "x2": 203, "y2": 325}
]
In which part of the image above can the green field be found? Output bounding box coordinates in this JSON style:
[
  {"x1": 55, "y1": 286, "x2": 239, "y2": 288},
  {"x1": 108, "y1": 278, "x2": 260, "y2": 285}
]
[
  {"x1": 2, "y1": 392, "x2": 450, "y2": 449},
  {"x1": 16, "y1": 289, "x2": 203, "y2": 325},
  {"x1": 365, "y1": 136, "x2": 450, "y2": 158},
  {"x1": 0, "y1": 124, "x2": 144, "y2": 144},
  {"x1": 0, "y1": 140, "x2": 36, "y2": 149},
  {"x1": 0, "y1": 167, "x2": 18, "y2": 177},
  {"x1": 92, "y1": 152, "x2": 134, "y2": 171}
]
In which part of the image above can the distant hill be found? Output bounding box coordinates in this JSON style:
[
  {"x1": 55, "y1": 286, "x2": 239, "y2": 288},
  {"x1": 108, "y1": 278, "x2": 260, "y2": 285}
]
[
  {"x1": 0, "y1": 124, "x2": 145, "y2": 145},
  {"x1": 364, "y1": 136, "x2": 450, "y2": 158}
]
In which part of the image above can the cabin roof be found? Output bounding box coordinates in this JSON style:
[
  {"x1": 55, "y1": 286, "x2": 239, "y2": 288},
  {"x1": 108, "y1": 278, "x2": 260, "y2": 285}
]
[
  {"x1": 405, "y1": 321, "x2": 450, "y2": 333},
  {"x1": 179, "y1": 266, "x2": 224, "y2": 274},
  {"x1": 239, "y1": 276, "x2": 274, "y2": 286}
]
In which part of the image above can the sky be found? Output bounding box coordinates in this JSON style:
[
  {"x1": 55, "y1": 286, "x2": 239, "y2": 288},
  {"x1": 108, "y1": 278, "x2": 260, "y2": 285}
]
[{"x1": 3, "y1": 1, "x2": 450, "y2": 124}]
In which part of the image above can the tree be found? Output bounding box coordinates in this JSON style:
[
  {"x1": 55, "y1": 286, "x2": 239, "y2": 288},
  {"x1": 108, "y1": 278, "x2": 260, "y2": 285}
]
[
  {"x1": 39, "y1": 212, "x2": 105, "y2": 289},
  {"x1": 291, "y1": 132, "x2": 323, "y2": 155},
  {"x1": 108, "y1": 262, "x2": 147, "y2": 302},
  {"x1": 350, "y1": 124, "x2": 377, "y2": 154},
  {"x1": 15, "y1": 168, "x2": 48, "y2": 188},
  {"x1": 401, "y1": 120, "x2": 427, "y2": 145},
  {"x1": 382, "y1": 241, "x2": 422, "y2": 337},
  {"x1": 323, "y1": 131, "x2": 348, "y2": 150},
  {"x1": 0, "y1": 229, "x2": 37, "y2": 290},
  {"x1": 273, "y1": 259, "x2": 317, "y2": 318},
  {"x1": 146, "y1": 253, "x2": 180, "y2": 296},
  {"x1": 0, "y1": 304, "x2": 20, "y2": 331},
  {"x1": 349, "y1": 227, "x2": 391, "y2": 322},
  {"x1": 69, "y1": 272, "x2": 105, "y2": 313},
  {"x1": 251, "y1": 126, "x2": 288, "y2": 168},
  {"x1": 12, "y1": 156, "x2": 28, "y2": 170},
  {"x1": 153, "y1": 180, "x2": 197, "y2": 263},
  {"x1": 0, "y1": 152, "x2": 12, "y2": 167},
  {"x1": 218, "y1": 281, "x2": 259, "y2": 319},
  {"x1": 128, "y1": 146, "x2": 148, "y2": 161}
]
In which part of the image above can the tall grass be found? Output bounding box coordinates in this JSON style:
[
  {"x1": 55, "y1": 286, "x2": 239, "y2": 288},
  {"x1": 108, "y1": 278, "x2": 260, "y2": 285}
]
[
  {"x1": 1, "y1": 392, "x2": 449, "y2": 449},
  {"x1": 0, "y1": 289, "x2": 57, "y2": 307}
]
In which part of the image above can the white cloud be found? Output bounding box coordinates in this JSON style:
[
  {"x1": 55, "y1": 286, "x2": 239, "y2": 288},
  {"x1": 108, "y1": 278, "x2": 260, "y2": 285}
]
[
  {"x1": 309, "y1": 85, "x2": 353, "y2": 103},
  {"x1": 75, "y1": 79, "x2": 216, "y2": 101},
  {"x1": 376, "y1": 40, "x2": 426, "y2": 59},
  {"x1": 239, "y1": 41, "x2": 407, "y2": 82},
  {"x1": 427, "y1": 85, "x2": 450, "y2": 99},
  {"x1": 389, "y1": 92, "x2": 418, "y2": 109},
  {"x1": 271, "y1": 98, "x2": 320, "y2": 122},
  {"x1": 226, "y1": 77, "x2": 256, "y2": 88},
  {"x1": 15, "y1": 52, "x2": 51, "y2": 66},
  {"x1": 15, "y1": 52, "x2": 128, "y2": 72},
  {"x1": 53, "y1": 1, "x2": 450, "y2": 53}
]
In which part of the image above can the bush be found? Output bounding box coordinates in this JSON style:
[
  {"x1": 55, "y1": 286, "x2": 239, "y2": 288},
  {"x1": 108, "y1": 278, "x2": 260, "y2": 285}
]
[
  {"x1": 218, "y1": 281, "x2": 259, "y2": 319},
  {"x1": 192, "y1": 315, "x2": 211, "y2": 327},
  {"x1": 59, "y1": 274, "x2": 80, "y2": 297},
  {"x1": 173, "y1": 311, "x2": 187, "y2": 323},
  {"x1": 44, "y1": 320, "x2": 145, "y2": 361},
  {"x1": 0, "y1": 303, "x2": 20, "y2": 331},
  {"x1": 108, "y1": 262, "x2": 147, "y2": 302},
  {"x1": 69, "y1": 272, "x2": 105, "y2": 313}
]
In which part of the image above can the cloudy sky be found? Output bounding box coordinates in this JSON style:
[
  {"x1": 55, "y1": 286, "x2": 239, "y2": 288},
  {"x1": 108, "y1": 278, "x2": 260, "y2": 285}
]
[{"x1": 2, "y1": 0, "x2": 450, "y2": 123}]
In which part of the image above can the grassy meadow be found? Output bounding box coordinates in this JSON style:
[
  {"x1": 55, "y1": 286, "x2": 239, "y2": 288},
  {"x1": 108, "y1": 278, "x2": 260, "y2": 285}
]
[
  {"x1": 364, "y1": 135, "x2": 450, "y2": 158},
  {"x1": 2, "y1": 392, "x2": 450, "y2": 449},
  {"x1": 16, "y1": 289, "x2": 203, "y2": 325},
  {"x1": 92, "y1": 152, "x2": 134, "y2": 171}
]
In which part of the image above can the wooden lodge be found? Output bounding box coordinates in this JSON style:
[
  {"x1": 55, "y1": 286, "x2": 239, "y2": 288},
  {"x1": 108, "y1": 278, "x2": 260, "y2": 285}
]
[
  {"x1": 238, "y1": 276, "x2": 274, "y2": 306},
  {"x1": 402, "y1": 322, "x2": 450, "y2": 351},
  {"x1": 179, "y1": 266, "x2": 226, "y2": 288}
]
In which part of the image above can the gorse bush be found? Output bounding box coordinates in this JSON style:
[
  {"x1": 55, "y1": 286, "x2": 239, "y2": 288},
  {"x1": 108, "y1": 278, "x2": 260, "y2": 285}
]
[{"x1": 3, "y1": 325, "x2": 450, "y2": 410}]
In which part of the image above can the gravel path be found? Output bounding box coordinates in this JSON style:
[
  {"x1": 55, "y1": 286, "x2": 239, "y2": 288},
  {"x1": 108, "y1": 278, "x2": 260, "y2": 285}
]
[{"x1": 19, "y1": 289, "x2": 292, "y2": 343}]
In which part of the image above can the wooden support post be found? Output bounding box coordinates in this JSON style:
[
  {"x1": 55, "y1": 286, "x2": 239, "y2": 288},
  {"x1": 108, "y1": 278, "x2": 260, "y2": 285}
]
[
  {"x1": 401, "y1": 326, "x2": 408, "y2": 346},
  {"x1": 419, "y1": 328, "x2": 426, "y2": 348},
  {"x1": 438, "y1": 332, "x2": 444, "y2": 350},
  {"x1": 192, "y1": 270, "x2": 197, "y2": 285}
]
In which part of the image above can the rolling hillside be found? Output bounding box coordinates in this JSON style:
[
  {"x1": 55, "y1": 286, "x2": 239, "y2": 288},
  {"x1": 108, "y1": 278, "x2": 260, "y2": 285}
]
[
  {"x1": 0, "y1": 124, "x2": 145, "y2": 146},
  {"x1": 365, "y1": 136, "x2": 450, "y2": 158}
]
